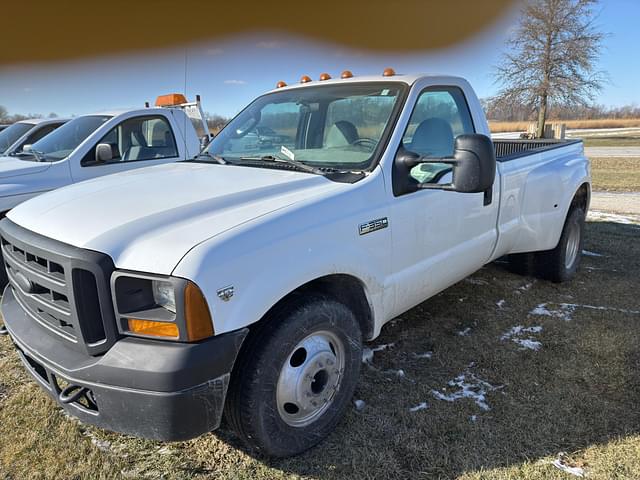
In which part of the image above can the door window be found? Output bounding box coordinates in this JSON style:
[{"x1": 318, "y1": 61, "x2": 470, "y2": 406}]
[
  {"x1": 402, "y1": 87, "x2": 475, "y2": 184},
  {"x1": 82, "y1": 115, "x2": 178, "y2": 166}
]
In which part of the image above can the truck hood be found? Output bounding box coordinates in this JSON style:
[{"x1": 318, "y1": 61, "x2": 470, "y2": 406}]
[
  {"x1": 7, "y1": 162, "x2": 346, "y2": 274},
  {"x1": 0, "y1": 156, "x2": 50, "y2": 180}
]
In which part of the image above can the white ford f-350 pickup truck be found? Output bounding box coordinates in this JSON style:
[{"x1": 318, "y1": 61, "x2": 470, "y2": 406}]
[
  {"x1": 0, "y1": 118, "x2": 69, "y2": 156},
  {"x1": 0, "y1": 72, "x2": 590, "y2": 457}
]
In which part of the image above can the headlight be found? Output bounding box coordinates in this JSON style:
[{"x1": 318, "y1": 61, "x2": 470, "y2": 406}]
[
  {"x1": 152, "y1": 280, "x2": 176, "y2": 314},
  {"x1": 111, "y1": 272, "x2": 214, "y2": 342}
]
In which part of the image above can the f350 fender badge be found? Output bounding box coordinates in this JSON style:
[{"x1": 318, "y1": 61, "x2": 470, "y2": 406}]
[
  {"x1": 359, "y1": 217, "x2": 388, "y2": 235},
  {"x1": 217, "y1": 286, "x2": 234, "y2": 301}
]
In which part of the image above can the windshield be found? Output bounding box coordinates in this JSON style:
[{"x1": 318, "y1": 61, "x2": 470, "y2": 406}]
[
  {"x1": 30, "y1": 115, "x2": 111, "y2": 161},
  {"x1": 0, "y1": 122, "x2": 34, "y2": 153},
  {"x1": 203, "y1": 82, "x2": 406, "y2": 171}
]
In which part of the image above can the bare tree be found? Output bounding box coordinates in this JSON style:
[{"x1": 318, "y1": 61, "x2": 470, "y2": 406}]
[{"x1": 494, "y1": 0, "x2": 606, "y2": 137}]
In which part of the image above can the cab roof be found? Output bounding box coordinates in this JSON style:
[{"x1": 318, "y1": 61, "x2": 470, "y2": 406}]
[{"x1": 267, "y1": 73, "x2": 465, "y2": 93}]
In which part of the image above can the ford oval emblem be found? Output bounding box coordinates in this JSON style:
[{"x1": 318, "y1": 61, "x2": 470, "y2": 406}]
[{"x1": 14, "y1": 271, "x2": 34, "y2": 293}]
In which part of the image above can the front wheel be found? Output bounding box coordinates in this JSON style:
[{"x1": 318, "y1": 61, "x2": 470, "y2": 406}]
[{"x1": 224, "y1": 295, "x2": 362, "y2": 457}]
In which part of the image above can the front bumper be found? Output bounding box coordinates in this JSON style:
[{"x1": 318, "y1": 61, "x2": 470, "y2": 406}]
[{"x1": 2, "y1": 287, "x2": 247, "y2": 441}]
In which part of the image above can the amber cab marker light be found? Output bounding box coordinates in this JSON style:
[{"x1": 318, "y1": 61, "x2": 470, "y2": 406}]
[
  {"x1": 184, "y1": 281, "x2": 214, "y2": 341},
  {"x1": 319, "y1": 72, "x2": 331, "y2": 81},
  {"x1": 341, "y1": 70, "x2": 354, "y2": 79},
  {"x1": 276, "y1": 80, "x2": 287, "y2": 88},
  {"x1": 300, "y1": 75, "x2": 312, "y2": 83},
  {"x1": 155, "y1": 93, "x2": 187, "y2": 107},
  {"x1": 382, "y1": 67, "x2": 396, "y2": 77},
  {"x1": 128, "y1": 319, "x2": 179, "y2": 339}
]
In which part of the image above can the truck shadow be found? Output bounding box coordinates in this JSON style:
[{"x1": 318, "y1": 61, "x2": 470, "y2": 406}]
[{"x1": 216, "y1": 220, "x2": 640, "y2": 478}]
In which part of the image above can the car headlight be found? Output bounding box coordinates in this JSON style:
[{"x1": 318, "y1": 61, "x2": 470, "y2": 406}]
[
  {"x1": 111, "y1": 272, "x2": 214, "y2": 342},
  {"x1": 152, "y1": 280, "x2": 176, "y2": 314}
]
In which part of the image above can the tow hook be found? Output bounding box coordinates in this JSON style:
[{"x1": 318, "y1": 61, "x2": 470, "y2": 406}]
[
  {"x1": 59, "y1": 384, "x2": 90, "y2": 404},
  {"x1": 0, "y1": 325, "x2": 8, "y2": 336}
]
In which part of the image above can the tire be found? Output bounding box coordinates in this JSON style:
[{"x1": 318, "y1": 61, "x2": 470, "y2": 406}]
[
  {"x1": 224, "y1": 294, "x2": 363, "y2": 457},
  {"x1": 534, "y1": 207, "x2": 585, "y2": 283}
]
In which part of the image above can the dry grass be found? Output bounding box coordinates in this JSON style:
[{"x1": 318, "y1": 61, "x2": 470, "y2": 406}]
[
  {"x1": 2, "y1": 219, "x2": 640, "y2": 479},
  {"x1": 590, "y1": 157, "x2": 640, "y2": 192},
  {"x1": 489, "y1": 118, "x2": 640, "y2": 133}
]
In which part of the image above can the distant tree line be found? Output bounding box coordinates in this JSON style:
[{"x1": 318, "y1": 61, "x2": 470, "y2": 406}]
[
  {"x1": 481, "y1": 98, "x2": 640, "y2": 122},
  {"x1": 0, "y1": 105, "x2": 58, "y2": 124}
]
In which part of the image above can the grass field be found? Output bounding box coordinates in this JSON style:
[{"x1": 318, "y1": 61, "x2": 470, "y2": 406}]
[
  {"x1": 1, "y1": 217, "x2": 639, "y2": 479},
  {"x1": 590, "y1": 157, "x2": 640, "y2": 192},
  {"x1": 489, "y1": 119, "x2": 640, "y2": 133}
]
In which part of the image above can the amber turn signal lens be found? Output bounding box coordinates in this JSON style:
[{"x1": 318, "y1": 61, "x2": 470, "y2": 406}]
[
  {"x1": 300, "y1": 75, "x2": 312, "y2": 83},
  {"x1": 276, "y1": 80, "x2": 287, "y2": 88},
  {"x1": 128, "y1": 319, "x2": 179, "y2": 338},
  {"x1": 382, "y1": 67, "x2": 396, "y2": 77},
  {"x1": 184, "y1": 281, "x2": 214, "y2": 341},
  {"x1": 319, "y1": 72, "x2": 331, "y2": 81},
  {"x1": 155, "y1": 93, "x2": 188, "y2": 106},
  {"x1": 341, "y1": 70, "x2": 353, "y2": 79}
]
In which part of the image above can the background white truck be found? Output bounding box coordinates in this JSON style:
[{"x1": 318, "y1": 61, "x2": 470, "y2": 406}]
[
  {"x1": 0, "y1": 72, "x2": 590, "y2": 457},
  {"x1": 0, "y1": 118, "x2": 68, "y2": 156}
]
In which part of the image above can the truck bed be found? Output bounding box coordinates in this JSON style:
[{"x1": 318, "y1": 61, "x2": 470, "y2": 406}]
[{"x1": 493, "y1": 139, "x2": 582, "y2": 162}]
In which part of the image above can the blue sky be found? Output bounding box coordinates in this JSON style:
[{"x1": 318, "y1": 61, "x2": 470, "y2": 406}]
[{"x1": 0, "y1": 0, "x2": 637, "y2": 119}]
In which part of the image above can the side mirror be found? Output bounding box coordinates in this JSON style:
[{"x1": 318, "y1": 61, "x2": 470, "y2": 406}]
[
  {"x1": 95, "y1": 143, "x2": 113, "y2": 163},
  {"x1": 393, "y1": 134, "x2": 496, "y2": 196},
  {"x1": 200, "y1": 135, "x2": 210, "y2": 149},
  {"x1": 22, "y1": 144, "x2": 32, "y2": 153}
]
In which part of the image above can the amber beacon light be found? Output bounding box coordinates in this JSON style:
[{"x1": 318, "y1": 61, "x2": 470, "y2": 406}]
[
  {"x1": 382, "y1": 67, "x2": 396, "y2": 77},
  {"x1": 341, "y1": 70, "x2": 354, "y2": 79}
]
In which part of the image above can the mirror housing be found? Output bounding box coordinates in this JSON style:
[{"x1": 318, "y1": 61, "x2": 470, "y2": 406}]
[
  {"x1": 22, "y1": 144, "x2": 32, "y2": 153},
  {"x1": 393, "y1": 134, "x2": 496, "y2": 196},
  {"x1": 95, "y1": 143, "x2": 113, "y2": 163}
]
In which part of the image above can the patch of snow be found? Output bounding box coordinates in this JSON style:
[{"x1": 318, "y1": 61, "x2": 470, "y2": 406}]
[
  {"x1": 552, "y1": 456, "x2": 585, "y2": 478},
  {"x1": 353, "y1": 399, "x2": 366, "y2": 411},
  {"x1": 470, "y1": 415, "x2": 477, "y2": 422},
  {"x1": 496, "y1": 299, "x2": 506, "y2": 309},
  {"x1": 412, "y1": 351, "x2": 433, "y2": 360},
  {"x1": 530, "y1": 302, "x2": 640, "y2": 321},
  {"x1": 582, "y1": 249, "x2": 603, "y2": 257},
  {"x1": 519, "y1": 282, "x2": 535, "y2": 291},
  {"x1": 513, "y1": 338, "x2": 542, "y2": 351},
  {"x1": 409, "y1": 402, "x2": 429, "y2": 412},
  {"x1": 457, "y1": 327, "x2": 472, "y2": 336},
  {"x1": 371, "y1": 343, "x2": 395, "y2": 352},
  {"x1": 362, "y1": 348, "x2": 374, "y2": 364},
  {"x1": 588, "y1": 210, "x2": 640, "y2": 225},
  {"x1": 501, "y1": 325, "x2": 543, "y2": 351},
  {"x1": 431, "y1": 372, "x2": 502, "y2": 411},
  {"x1": 157, "y1": 446, "x2": 173, "y2": 455}
]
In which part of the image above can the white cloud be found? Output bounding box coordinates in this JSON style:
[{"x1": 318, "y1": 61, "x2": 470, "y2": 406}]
[
  {"x1": 224, "y1": 79, "x2": 248, "y2": 85},
  {"x1": 256, "y1": 40, "x2": 283, "y2": 49}
]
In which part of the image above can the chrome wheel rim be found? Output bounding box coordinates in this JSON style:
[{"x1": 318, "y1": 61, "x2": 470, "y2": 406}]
[
  {"x1": 565, "y1": 221, "x2": 581, "y2": 269},
  {"x1": 276, "y1": 330, "x2": 345, "y2": 427}
]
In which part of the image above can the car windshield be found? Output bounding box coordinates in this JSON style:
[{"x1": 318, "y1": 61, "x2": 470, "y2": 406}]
[
  {"x1": 203, "y1": 82, "x2": 406, "y2": 171},
  {"x1": 29, "y1": 115, "x2": 111, "y2": 161},
  {"x1": 0, "y1": 122, "x2": 34, "y2": 153}
]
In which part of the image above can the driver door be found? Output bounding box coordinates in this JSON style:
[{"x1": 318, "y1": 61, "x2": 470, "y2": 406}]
[
  {"x1": 71, "y1": 114, "x2": 180, "y2": 183},
  {"x1": 388, "y1": 86, "x2": 499, "y2": 316}
]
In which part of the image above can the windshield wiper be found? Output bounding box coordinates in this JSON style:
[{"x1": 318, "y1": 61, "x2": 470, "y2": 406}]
[
  {"x1": 240, "y1": 155, "x2": 328, "y2": 176},
  {"x1": 189, "y1": 151, "x2": 228, "y2": 165}
]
